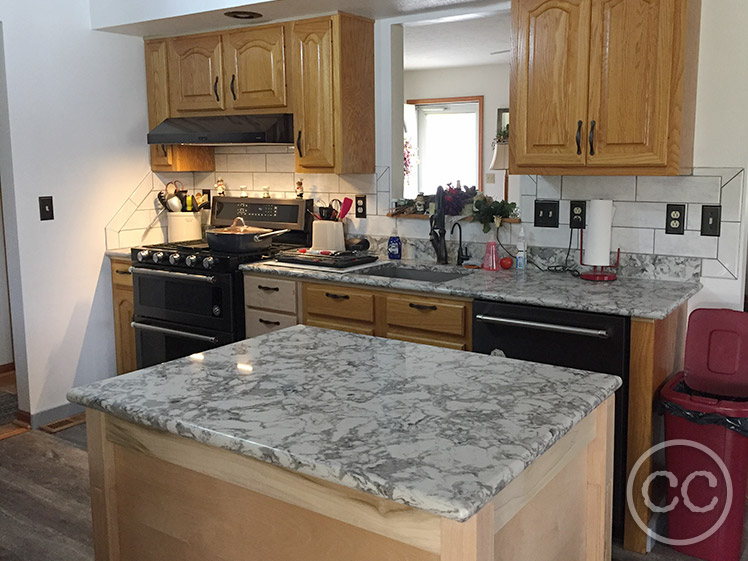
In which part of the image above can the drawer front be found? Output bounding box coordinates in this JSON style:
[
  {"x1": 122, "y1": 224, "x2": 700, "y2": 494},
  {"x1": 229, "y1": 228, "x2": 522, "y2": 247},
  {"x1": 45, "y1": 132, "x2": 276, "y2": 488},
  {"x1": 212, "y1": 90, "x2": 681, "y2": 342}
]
[
  {"x1": 305, "y1": 317, "x2": 375, "y2": 336},
  {"x1": 245, "y1": 308, "x2": 297, "y2": 338},
  {"x1": 387, "y1": 331, "x2": 466, "y2": 351},
  {"x1": 303, "y1": 284, "x2": 374, "y2": 322},
  {"x1": 386, "y1": 295, "x2": 466, "y2": 336},
  {"x1": 111, "y1": 259, "x2": 134, "y2": 289},
  {"x1": 244, "y1": 275, "x2": 297, "y2": 314}
]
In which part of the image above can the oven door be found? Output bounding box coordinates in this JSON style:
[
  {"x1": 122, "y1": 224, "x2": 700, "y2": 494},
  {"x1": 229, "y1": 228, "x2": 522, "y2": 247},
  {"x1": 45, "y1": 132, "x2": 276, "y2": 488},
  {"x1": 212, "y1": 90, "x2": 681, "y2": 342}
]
[
  {"x1": 132, "y1": 317, "x2": 235, "y2": 369},
  {"x1": 131, "y1": 266, "x2": 242, "y2": 333}
]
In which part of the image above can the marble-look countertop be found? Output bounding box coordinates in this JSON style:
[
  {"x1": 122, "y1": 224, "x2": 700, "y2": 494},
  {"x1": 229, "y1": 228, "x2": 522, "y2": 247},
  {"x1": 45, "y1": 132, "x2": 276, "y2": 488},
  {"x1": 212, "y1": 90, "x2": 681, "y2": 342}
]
[
  {"x1": 105, "y1": 247, "x2": 131, "y2": 259},
  {"x1": 241, "y1": 260, "x2": 701, "y2": 319},
  {"x1": 68, "y1": 325, "x2": 621, "y2": 521}
]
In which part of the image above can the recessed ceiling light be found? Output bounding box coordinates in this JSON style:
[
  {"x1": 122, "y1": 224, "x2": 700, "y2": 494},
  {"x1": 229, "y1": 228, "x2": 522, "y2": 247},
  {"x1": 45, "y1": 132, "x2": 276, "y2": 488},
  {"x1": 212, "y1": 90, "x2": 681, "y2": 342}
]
[{"x1": 224, "y1": 10, "x2": 263, "y2": 20}]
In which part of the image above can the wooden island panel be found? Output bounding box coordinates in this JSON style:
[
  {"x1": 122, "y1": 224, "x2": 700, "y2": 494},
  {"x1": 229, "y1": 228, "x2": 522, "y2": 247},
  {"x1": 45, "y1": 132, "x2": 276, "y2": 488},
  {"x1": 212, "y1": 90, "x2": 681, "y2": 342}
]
[{"x1": 85, "y1": 396, "x2": 614, "y2": 561}]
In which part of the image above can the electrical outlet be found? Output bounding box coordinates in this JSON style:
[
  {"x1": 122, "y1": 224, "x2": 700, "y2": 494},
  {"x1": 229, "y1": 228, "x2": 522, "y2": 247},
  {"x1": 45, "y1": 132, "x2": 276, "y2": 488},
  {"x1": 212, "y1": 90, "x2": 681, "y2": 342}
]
[
  {"x1": 569, "y1": 200, "x2": 586, "y2": 229},
  {"x1": 39, "y1": 196, "x2": 54, "y2": 221},
  {"x1": 665, "y1": 204, "x2": 686, "y2": 235},
  {"x1": 355, "y1": 195, "x2": 367, "y2": 218},
  {"x1": 701, "y1": 205, "x2": 721, "y2": 236},
  {"x1": 485, "y1": 173, "x2": 496, "y2": 184},
  {"x1": 534, "y1": 200, "x2": 559, "y2": 228}
]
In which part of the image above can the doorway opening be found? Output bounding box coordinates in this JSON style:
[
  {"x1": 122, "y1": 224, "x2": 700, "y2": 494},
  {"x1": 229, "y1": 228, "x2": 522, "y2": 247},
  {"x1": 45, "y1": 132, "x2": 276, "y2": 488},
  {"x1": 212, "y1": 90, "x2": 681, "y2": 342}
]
[{"x1": 0, "y1": 181, "x2": 17, "y2": 433}]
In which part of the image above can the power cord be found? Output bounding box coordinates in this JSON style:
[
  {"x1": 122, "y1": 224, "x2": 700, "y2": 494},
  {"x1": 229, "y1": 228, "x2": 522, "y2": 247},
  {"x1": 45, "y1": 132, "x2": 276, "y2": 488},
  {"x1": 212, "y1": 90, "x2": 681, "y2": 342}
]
[{"x1": 495, "y1": 226, "x2": 580, "y2": 276}]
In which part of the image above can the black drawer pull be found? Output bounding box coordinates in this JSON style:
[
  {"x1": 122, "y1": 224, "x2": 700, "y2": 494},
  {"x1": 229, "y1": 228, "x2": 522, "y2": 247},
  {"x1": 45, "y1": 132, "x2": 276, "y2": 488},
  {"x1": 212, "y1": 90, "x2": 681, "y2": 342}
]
[
  {"x1": 257, "y1": 285, "x2": 280, "y2": 292},
  {"x1": 409, "y1": 303, "x2": 437, "y2": 311},
  {"x1": 230, "y1": 74, "x2": 237, "y2": 100},
  {"x1": 213, "y1": 76, "x2": 220, "y2": 102},
  {"x1": 575, "y1": 120, "x2": 582, "y2": 155},
  {"x1": 589, "y1": 120, "x2": 596, "y2": 156},
  {"x1": 258, "y1": 318, "x2": 281, "y2": 326},
  {"x1": 325, "y1": 292, "x2": 350, "y2": 300},
  {"x1": 296, "y1": 130, "x2": 303, "y2": 158},
  {"x1": 114, "y1": 269, "x2": 132, "y2": 276}
]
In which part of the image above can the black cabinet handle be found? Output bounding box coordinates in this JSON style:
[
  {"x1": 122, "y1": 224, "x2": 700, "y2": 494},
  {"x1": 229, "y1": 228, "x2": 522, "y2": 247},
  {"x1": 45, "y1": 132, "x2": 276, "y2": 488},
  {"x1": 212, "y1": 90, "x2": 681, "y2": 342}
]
[
  {"x1": 115, "y1": 269, "x2": 132, "y2": 276},
  {"x1": 161, "y1": 144, "x2": 168, "y2": 158},
  {"x1": 213, "y1": 76, "x2": 220, "y2": 102},
  {"x1": 325, "y1": 292, "x2": 349, "y2": 300},
  {"x1": 409, "y1": 303, "x2": 437, "y2": 311},
  {"x1": 296, "y1": 130, "x2": 303, "y2": 158},
  {"x1": 576, "y1": 120, "x2": 582, "y2": 155},
  {"x1": 589, "y1": 120, "x2": 596, "y2": 156},
  {"x1": 258, "y1": 318, "x2": 281, "y2": 326},
  {"x1": 257, "y1": 285, "x2": 280, "y2": 292},
  {"x1": 230, "y1": 74, "x2": 237, "y2": 100}
]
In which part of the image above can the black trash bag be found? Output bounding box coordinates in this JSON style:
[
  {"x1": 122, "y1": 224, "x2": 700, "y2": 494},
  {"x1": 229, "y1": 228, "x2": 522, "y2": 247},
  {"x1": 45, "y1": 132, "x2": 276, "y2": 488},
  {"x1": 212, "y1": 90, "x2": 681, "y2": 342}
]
[{"x1": 661, "y1": 380, "x2": 748, "y2": 439}]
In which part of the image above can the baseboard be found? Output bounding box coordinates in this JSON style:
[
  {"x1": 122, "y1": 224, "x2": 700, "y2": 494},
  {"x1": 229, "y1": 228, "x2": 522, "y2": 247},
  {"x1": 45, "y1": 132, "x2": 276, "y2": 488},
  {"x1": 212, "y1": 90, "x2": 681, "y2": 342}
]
[
  {"x1": 29, "y1": 403, "x2": 84, "y2": 430},
  {"x1": 15, "y1": 409, "x2": 30, "y2": 427}
]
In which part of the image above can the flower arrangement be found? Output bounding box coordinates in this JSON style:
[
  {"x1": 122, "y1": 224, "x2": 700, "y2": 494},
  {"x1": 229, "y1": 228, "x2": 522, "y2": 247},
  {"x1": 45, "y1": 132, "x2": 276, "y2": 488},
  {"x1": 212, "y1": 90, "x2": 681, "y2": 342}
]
[
  {"x1": 403, "y1": 138, "x2": 417, "y2": 178},
  {"x1": 443, "y1": 184, "x2": 477, "y2": 216},
  {"x1": 472, "y1": 193, "x2": 517, "y2": 233}
]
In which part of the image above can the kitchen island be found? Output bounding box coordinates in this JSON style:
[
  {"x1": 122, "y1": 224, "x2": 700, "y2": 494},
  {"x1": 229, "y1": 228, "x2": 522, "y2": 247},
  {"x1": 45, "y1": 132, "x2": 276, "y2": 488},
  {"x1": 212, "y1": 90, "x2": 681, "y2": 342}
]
[{"x1": 69, "y1": 325, "x2": 620, "y2": 561}]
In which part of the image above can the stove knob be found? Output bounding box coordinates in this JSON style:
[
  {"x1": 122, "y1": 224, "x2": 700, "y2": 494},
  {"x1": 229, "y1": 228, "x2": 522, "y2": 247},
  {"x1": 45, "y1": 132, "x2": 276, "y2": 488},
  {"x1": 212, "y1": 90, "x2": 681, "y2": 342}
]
[
  {"x1": 185, "y1": 255, "x2": 199, "y2": 267},
  {"x1": 169, "y1": 253, "x2": 182, "y2": 265},
  {"x1": 202, "y1": 257, "x2": 216, "y2": 270},
  {"x1": 152, "y1": 251, "x2": 165, "y2": 264},
  {"x1": 136, "y1": 250, "x2": 150, "y2": 262}
]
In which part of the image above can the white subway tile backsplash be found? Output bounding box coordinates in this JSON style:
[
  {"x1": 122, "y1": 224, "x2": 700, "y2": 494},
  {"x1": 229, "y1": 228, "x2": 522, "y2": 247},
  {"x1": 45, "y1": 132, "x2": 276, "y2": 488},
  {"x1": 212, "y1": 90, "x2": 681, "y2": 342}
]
[
  {"x1": 376, "y1": 167, "x2": 391, "y2": 193},
  {"x1": 129, "y1": 173, "x2": 155, "y2": 207},
  {"x1": 108, "y1": 199, "x2": 138, "y2": 232},
  {"x1": 519, "y1": 175, "x2": 537, "y2": 196},
  {"x1": 537, "y1": 176, "x2": 561, "y2": 198},
  {"x1": 253, "y1": 172, "x2": 294, "y2": 191},
  {"x1": 721, "y1": 171, "x2": 743, "y2": 222},
  {"x1": 520, "y1": 195, "x2": 535, "y2": 224},
  {"x1": 214, "y1": 154, "x2": 228, "y2": 170},
  {"x1": 613, "y1": 202, "x2": 667, "y2": 229},
  {"x1": 345, "y1": 215, "x2": 394, "y2": 237},
  {"x1": 611, "y1": 227, "x2": 655, "y2": 254},
  {"x1": 221, "y1": 172, "x2": 254, "y2": 191},
  {"x1": 525, "y1": 225, "x2": 572, "y2": 249},
  {"x1": 225, "y1": 154, "x2": 266, "y2": 172},
  {"x1": 701, "y1": 259, "x2": 736, "y2": 280},
  {"x1": 295, "y1": 173, "x2": 340, "y2": 193},
  {"x1": 214, "y1": 146, "x2": 247, "y2": 154},
  {"x1": 637, "y1": 176, "x2": 720, "y2": 203},
  {"x1": 377, "y1": 194, "x2": 391, "y2": 216},
  {"x1": 686, "y1": 204, "x2": 702, "y2": 231},
  {"x1": 340, "y1": 174, "x2": 376, "y2": 194},
  {"x1": 718, "y1": 222, "x2": 740, "y2": 277},
  {"x1": 654, "y1": 230, "x2": 718, "y2": 258},
  {"x1": 693, "y1": 167, "x2": 742, "y2": 186},
  {"x1": 266, "y1": 153, "x2": 295, "y2": 172},
  {"x1": 154, "y1": 172, "x2": 194, "y2": 191},
  {"x1": 246, "y1": 145, "x2": 291, "y2": 154},
  {"x1": 194, "y1": 172, "x2": 216, "y2": 193},
  {"x1": 123, "y1": 208, "x2": 163, "y2": 231},
  {"x1": 561, "y1": 176, "x2": 636, "y2": 201}
]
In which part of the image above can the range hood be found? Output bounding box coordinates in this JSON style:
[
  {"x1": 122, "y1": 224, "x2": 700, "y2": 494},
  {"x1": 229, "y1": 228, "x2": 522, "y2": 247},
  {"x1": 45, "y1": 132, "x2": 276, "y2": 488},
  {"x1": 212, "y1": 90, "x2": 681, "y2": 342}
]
[{"x1": 147, "y1": 114, "x2": 294, "y2": 146}]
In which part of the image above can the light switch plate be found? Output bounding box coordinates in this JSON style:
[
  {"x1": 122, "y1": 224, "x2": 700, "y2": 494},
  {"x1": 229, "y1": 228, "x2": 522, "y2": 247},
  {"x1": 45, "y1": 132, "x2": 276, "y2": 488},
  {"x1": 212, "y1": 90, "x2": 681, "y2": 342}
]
[
  {"x1": 534, "y1": 199, "x2": 559, "y2": 228},
  {"x1": 39, "y1": 196, "x2": 54, "y2": 221},
  {"x1": 700, "y1": 205, "x2": 721, "y2": 236}
]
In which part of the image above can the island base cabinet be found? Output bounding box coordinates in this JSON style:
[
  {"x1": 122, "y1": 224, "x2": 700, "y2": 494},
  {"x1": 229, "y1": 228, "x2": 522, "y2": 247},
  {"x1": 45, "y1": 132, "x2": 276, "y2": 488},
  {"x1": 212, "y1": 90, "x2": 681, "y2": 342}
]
[{"x1": 84, "y1": 396, "x2": 614, "y2": 561}]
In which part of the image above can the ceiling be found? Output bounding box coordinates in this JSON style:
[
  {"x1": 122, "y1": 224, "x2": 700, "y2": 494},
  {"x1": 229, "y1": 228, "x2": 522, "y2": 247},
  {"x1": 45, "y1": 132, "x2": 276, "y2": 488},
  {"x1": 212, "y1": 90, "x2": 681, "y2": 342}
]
[
  {"x1": 98, "y1": 0, "x2": 509, "y2": 37},
  {"x1": 403, "y1": 11, "x2": 511, "y2": 70}
]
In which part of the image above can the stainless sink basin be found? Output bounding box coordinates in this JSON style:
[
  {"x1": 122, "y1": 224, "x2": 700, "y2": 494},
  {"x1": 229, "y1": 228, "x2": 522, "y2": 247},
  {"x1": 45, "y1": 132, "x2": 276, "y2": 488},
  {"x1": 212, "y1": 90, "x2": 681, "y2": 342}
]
[{"x1": 355, "y1": 265, "x2": 469, "y2": 283}]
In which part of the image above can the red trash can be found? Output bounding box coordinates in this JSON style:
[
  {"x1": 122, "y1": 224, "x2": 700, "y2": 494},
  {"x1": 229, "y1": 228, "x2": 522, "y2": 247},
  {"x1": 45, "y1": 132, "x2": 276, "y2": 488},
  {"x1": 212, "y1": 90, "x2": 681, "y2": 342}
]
[
  {"x1": 659, "y1": 308, "x2": 748, "y2": 561},
  {"x1": 661, "y1": 373, "x2": 748, "y2": 561}
]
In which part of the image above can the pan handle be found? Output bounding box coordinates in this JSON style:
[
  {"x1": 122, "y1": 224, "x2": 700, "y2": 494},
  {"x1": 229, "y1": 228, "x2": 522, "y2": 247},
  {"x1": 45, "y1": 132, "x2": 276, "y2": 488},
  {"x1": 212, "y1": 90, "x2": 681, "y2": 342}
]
[{"x1": 253, "y1": 228, "x2": 290, "y2": 242}]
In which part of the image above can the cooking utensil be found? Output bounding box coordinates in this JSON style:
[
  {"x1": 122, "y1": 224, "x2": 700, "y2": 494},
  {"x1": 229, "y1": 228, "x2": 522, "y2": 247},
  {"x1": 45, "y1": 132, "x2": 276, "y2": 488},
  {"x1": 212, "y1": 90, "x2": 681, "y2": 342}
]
[
  {"x1": 330, "y1": 199, "x2": 342, "y2": 220},
  {"x1": 157, "y1": 191, "x2": 170, "y2": 210},
  {"x1": 166, "y1": 195, "x2": 183, "y2": 212},
  {"x1": 307, "y1": 208, "x2": 321, "y2": 221},
  {"x1": 318, "y1": 206, "x2": 335, "y2": 220},
  {"x1": 206, "y1": 217, "x2": 290, "y2": 253},
  {"x1": 339, "y1": 197, "x2": 353, "y2": 220}
]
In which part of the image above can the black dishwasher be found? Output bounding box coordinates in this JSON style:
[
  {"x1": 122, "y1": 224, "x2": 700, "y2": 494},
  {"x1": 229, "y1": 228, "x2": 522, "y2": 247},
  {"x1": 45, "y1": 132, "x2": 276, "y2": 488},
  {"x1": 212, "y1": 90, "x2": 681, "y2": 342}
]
[{"x1": 473, "y1": 299, "x2": 630, "y2": 540}]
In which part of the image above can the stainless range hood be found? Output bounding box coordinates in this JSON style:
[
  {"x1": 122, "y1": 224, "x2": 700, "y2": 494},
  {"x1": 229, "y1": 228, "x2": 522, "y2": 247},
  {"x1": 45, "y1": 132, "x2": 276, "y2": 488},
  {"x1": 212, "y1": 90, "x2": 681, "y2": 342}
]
[{"x1": 147, "y1": 114, "x2": 294, "y2": 146}]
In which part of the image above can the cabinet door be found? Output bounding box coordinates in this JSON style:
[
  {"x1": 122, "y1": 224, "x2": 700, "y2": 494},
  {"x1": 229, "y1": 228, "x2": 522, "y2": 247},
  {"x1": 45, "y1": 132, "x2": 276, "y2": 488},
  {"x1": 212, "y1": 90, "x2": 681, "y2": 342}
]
[
  {"x1": 144, "y1": 40, "x2": 174, "y2": 168},
  {"x1": 586, "y1": 0, "x2": 674, "y2": 167},
  {"x1": 224, "y1": 26, "x2": 287, "y2": 110},
  {"x1": 511, "y1": 0, "x2": 591, "y2": 166},
  {"x1": 291, "y1": 19, "x2": 335, "y2": 169},
  {"x1": 168, "y1": 35, "x2": 225, "y2": 112},
  {"x1": 111, "y1": 261, "x2": 137, "y2": 375}
]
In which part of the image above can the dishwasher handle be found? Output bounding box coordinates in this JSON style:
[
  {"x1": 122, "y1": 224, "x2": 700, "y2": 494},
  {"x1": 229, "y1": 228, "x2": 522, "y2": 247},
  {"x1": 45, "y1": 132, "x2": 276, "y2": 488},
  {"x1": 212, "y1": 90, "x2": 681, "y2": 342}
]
[{"x1": 475, "y1": 314, "x2": 610, "y2": 339}]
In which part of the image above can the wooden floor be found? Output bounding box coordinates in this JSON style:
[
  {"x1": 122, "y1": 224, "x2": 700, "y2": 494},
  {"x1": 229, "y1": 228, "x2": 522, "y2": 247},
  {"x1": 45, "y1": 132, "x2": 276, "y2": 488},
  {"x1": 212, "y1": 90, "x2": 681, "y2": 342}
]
[{"x1": 0, "y1": 422, "x2": 743, "y2": 561}]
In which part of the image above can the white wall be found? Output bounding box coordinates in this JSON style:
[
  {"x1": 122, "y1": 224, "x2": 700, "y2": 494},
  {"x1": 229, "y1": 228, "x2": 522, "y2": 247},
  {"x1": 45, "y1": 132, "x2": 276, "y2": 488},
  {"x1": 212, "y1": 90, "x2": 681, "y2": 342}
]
[
  {"x1": 0, "y1": 1, "x2": 148, "y2": 422},
  {"x1": 404, "y1": 63, "x2": 510, "y2": 199}
]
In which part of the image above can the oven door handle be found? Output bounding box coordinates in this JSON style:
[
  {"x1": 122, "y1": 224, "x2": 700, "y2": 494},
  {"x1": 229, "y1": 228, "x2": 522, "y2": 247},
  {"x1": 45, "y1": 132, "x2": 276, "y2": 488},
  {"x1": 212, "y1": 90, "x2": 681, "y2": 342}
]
[
  {"x1": 475, "y1": 314, "x2": 610, "y2": 339},
  {"x1": 130, "y1": 267, "x2": 217, "y2": 284},
  {"x1": 131, "y1": 322, "x2": 219, "y2": 344}
]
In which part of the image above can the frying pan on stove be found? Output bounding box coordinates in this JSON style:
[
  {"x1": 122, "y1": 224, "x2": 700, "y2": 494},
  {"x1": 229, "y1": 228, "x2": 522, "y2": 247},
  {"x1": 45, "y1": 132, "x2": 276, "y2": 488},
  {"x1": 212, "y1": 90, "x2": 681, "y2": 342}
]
[{"x1": 206, "y1": 217, "x2": 289, "y2": 253}]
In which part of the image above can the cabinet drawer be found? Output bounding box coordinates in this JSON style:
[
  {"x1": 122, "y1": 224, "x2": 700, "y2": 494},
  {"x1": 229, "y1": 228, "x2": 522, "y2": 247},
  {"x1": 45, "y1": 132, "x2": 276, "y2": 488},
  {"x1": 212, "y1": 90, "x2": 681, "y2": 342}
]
[
  {"x1": 385, "y1": 295, "x2": 466, "y2": 336},
  {"x1": 387, "y1": 331, "x2": 466, "y2": 351},
  {"x1": 245, "y1": 308, "x2": 297, "y2": 338},
  {"x1": 111, "y1": 259, "x2": 134, "y2": 289},
  {"x1": 244, "y1": 276, "x2": 297, "y2": 314},
  {"x1": 305, "y1": 317, "x2": 375, "y2": 336},
  {"x1": 303, "y1": 284, "x2": 374, "y2": 322}
]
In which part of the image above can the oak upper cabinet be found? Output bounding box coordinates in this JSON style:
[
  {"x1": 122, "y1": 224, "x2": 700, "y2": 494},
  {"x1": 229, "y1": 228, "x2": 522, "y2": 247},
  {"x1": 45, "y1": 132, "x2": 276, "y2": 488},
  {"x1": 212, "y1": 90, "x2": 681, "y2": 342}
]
[
  {"x1": 223, "y1": 25, "x2": 287, "y2": 111},
  {"x1": 144, "y1": 39, "x2": 215, "y2": 172},
  {"x1": 290, "y1": 13, "x2": 375, "y2": 174},
  {"x1": 510, "y1": 0, "x2": 700, "y2": 175},
  {"x1": 168, "y1": 34, "x2": 225, "y2": 113}
]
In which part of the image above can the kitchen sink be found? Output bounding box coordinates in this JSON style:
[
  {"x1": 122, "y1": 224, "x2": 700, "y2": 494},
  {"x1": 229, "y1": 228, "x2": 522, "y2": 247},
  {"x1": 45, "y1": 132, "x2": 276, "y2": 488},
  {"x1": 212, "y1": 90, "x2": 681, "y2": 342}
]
[{"x1": 355, "y1": 265, "x2": 470, "y2": 283}]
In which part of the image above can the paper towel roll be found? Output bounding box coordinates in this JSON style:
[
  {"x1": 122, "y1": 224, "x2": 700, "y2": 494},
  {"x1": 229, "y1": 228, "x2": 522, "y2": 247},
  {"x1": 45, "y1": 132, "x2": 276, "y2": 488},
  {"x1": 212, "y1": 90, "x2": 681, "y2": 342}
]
[{"x1": 584, "y1": 199, "x2": 614, "y2": 266}]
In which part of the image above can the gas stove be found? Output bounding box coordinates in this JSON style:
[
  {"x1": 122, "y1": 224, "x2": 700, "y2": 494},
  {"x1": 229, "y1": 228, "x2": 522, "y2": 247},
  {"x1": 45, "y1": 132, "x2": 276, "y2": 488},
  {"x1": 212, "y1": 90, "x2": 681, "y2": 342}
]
[{"x1": 130, "y1": 239, "x2": 301, "y2": 273}]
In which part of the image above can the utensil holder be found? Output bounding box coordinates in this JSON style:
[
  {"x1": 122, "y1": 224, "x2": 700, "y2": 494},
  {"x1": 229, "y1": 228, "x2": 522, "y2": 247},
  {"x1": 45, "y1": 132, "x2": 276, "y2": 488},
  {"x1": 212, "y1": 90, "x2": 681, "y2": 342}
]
[
  {"x1": 311, "y1": 221, "x2": 345, "y2": 252},
  {"x1": 168, "y1": 213, "x2": 202, "y2": 242}
]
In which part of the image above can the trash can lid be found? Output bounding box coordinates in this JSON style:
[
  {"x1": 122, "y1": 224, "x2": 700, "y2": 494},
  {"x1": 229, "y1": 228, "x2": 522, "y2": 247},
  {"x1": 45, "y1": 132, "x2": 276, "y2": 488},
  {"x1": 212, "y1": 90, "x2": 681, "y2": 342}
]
[{"x1": 685, "y1": 308, "x2": 748, "y2": 398}]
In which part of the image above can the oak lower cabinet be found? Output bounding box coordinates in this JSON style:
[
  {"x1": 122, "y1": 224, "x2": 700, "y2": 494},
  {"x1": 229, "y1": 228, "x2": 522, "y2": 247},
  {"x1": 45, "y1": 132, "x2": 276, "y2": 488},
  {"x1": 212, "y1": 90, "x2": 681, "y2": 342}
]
[
  {"x1": 144, "y1": 39, "x2": 214, "y2": 172},
  {"x1": 243, "y1": 274, "x2": 299, "y2": 337},
  {"x1": 510, "y1": 0, "x2": 701, "y2": 176},
  {"x1": 110, "y1": 259, "x2": 137, "y2": 375},
  {"x1": 290, "y1": 13, "x2": 375, "y2": 174},
  {"x1": 301, "y1": 282, "x2": 472, "y2": 350}
]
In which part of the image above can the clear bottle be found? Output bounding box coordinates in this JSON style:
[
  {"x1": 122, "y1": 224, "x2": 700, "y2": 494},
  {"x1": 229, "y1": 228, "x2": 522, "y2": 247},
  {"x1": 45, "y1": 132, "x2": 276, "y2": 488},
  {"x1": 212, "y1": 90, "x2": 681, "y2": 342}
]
[
  {"x1": 515, "y1": 226, "x2": 527, "y2": 270},
  {"x1": 239, "y1": 185, "x2": 248, "y2": 198},
  {"x1": 387, "y1": 226, "x2": 402, "y2": 260}
]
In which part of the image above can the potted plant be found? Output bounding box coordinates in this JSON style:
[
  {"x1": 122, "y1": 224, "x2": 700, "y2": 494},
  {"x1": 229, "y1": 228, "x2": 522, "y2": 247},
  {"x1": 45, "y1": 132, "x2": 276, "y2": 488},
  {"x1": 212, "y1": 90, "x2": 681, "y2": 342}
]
[{"x1": 472, "y1": 193, "x2": 517, "y2": 233}]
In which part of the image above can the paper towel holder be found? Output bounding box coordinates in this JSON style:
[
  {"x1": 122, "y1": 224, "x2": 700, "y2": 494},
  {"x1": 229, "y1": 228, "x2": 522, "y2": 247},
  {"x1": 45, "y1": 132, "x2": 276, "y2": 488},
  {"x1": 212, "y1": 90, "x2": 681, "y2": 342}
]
[{"x1": 579, "y1": 230, "x2": 620, "y2": 281}]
